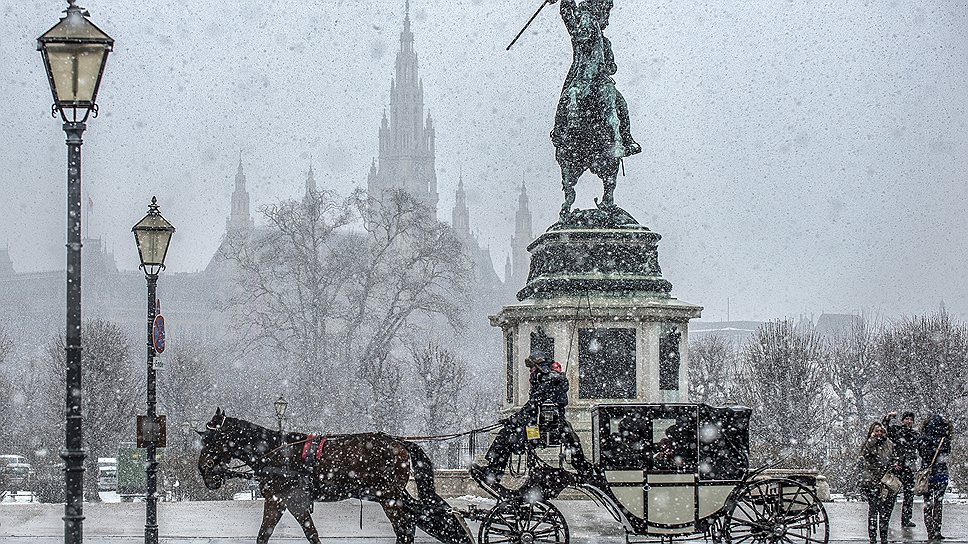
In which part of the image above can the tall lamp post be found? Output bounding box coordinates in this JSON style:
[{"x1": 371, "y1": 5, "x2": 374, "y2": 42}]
[
  {"x1": 274, "y1": 396, "x2": 288, "y2": 433},
  {"x1": 38, "y1": 3, "x2": 113, "y2": 543},
  {"x1": 132, "y1": 197, "x2": 175, "y2": 544}
]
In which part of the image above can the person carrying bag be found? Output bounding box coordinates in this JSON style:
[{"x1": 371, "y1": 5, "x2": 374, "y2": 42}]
[
  {"x1": 859, "y1": 422, "x2": 900, "y2": 544},
  {"x1": 914, "y1": 437, "x2": 944, "y2": 496},
  {"x1": 917, "y1": 415, "x2": 953, "y2": 542}
]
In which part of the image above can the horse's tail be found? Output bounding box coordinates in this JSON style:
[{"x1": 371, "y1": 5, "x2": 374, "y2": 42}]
[
  {"x1": 402, "y1": 441, "x2": 473, "y2": 544},
  {"x1": 404, "y1": 441, "x2": 440, "y2": 504}
]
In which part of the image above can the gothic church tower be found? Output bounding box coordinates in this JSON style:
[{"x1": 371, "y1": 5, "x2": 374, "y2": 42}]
[
  {"x1": 227, "y1": 156, "x2": 255, "y2": 234},
  {"x1": 510, "y1": 181, "x2": 533, "y2": 286},
  {"x1": 367, "y1": 3, "x2": 439, "y2": 216}
]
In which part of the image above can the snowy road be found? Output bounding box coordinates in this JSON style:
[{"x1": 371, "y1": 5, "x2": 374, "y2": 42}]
[{"x1": 2, "y1": 499, "x2": 967, "y2": 543}]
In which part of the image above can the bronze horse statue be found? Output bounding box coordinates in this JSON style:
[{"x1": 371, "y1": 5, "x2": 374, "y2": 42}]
[
  {"x1": 551, "y1": 0, "x2": 641, "y2": 222},
  {"x1": 197, "y1": 408, "x2": 472, "y2": 544}
]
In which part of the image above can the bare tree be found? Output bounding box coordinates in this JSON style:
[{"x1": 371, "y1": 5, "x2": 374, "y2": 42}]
[
  {"x1": 43, "y1": 320, "x2": 141, "y2": 500},
  {"x1": 157, "y1": 338, "x2": 217, "y2": 430},
  {"x1": 823, "y1": 315, "x2": 881, "y2": 491},
  {"x1": 0, "y1": 323, "x2": 13, "y2": 448},
  {"x1": 222, "y1": 188, "x2": 471, "y2": 431},
  {"x1": 737, "y1": 319, "x2": 830, "y2": 467},
  {"x1": 874, "y1": 309, "x2": 968, "y2": 422},
  {"x1": 411, "y1": 344, "x2": 467, "y2": 428},
  {"x1": 0, "y1": 324, "x2": 11, "y2": 364},
  {"x1": 688, "y1": 334, "x2": 739, "y2": 404}
]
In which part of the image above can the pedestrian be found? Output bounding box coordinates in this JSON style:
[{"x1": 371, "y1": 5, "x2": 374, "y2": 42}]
[
  {"x1": 860, "y1": 422, "x2": 900, "y2": 544},
  {"x1": 918, "y1": 414, "x2": 953, "y2": 542},
  {"x1": 882, "y1": 410, "x2": 919, "y2": 528}
]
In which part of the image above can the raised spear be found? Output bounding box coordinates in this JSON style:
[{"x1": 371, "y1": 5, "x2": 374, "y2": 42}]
[{"x1": 506, "y1": 0, "x2": 553, "y2": 51}]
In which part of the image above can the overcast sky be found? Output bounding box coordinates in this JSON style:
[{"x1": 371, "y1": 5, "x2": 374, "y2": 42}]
[{"x1": 1, "y1": 1, "x2": 966, "y2": 322}]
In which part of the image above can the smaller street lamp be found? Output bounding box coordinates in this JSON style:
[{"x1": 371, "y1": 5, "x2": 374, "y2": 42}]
[
  {"x1": 274, "y1": 396, "x2": 288, "y2": 433},
  {"x1": 132, "y1": 196, "x2": 175, "y2": 544}
]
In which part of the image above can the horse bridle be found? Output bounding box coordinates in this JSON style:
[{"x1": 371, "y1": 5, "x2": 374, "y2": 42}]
[{"x1": 203, "y1": 416, "x2": 255, "y2": 480}]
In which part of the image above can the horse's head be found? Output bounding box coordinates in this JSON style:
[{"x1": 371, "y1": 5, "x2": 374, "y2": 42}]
[{"x1": 197, "y1": 407, "x2": 234, "y2": 490}]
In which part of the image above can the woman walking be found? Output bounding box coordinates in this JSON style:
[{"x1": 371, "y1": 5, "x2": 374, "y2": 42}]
[
  {"x1": 860, "y1": 422, "x2": 899, "y2": 544},
  {"x1": 918, "y1": 414, "x2": 952, "y2": 542}
]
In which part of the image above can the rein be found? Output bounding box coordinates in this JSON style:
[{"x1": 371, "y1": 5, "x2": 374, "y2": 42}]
[
  {"x1": 207, "y1": 423, "x2": 504, "y2": 479},
  {"x1": 392, "y1": 422, "x2": 504, "y2": 442},
  {"x1": 211, "y1": 465, "x2": 255, "y2": 480}
]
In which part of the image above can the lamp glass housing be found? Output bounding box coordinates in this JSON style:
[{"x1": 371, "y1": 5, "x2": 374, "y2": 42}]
[
  {"x1": 274, "y1": 396, "x2": 289, "y2": 418},
  {"x1": 132, "y1": 198, "x2": 175, "y2": 276},
  {"x1": 38, "y1": 4, "x2": 114, "y2": 123}
]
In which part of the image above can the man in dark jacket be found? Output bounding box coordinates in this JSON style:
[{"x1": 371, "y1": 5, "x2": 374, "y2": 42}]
[
  {"x1": 918, "y1": 414, "x2": 952, "y2": 542},
  {"x1": 471, "y1": 350, "x2": 589, "y2": 487},
  {"x1": 882, "y1": 411, "x2": 920, "y2": 528}
]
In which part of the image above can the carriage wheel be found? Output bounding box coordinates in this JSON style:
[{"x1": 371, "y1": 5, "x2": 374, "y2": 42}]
[
  {"x1": 479, "y1": 499, "x2": 569, "y2": 544},
  {"x1": 724, "y1": 478, "x2": 829, "y2": 544}
]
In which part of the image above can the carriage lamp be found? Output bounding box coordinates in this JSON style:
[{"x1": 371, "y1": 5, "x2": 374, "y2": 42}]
[
  {"x1": 38, "y1": 4, "x2": 113, "y2": 544},
  {"x1": 274, "y1": 395, "x2": 289, "y2": 432},
  {"x1": 132, "y1": 197, "x2": 175, "y2": 544}
]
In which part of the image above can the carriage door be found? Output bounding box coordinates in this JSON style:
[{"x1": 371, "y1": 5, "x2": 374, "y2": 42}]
[{"x1": 645, "y1": 405, "x2": 699, "y2": 534}]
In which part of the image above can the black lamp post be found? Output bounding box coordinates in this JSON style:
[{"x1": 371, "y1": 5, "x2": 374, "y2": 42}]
[
  {"x1": 132, "y1": 197, "x2": 174, "y2": 544},
  {"x1": 37, "y1": 3, "x2": 113, "y2": 543},
  {"x1": 274, "y1": 395, "x2": 288, "y2": 433}
]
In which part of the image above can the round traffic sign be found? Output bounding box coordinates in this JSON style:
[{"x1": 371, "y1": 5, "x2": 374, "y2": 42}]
[{"x1": 152, "y1": 315, "x2": 166, "y2": 353}]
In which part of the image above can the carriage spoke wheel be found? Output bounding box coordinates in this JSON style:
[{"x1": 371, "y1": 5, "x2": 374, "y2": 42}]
[
  {"x1": 725, "y1": 478, "x2": 829, "y2": 544},
  {"x1": 479, "y1": 499, "x2": 569, "y2": 544}
]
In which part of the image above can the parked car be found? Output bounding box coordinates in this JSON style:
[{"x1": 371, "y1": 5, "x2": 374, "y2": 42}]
[{"x1": 0, "y1": 454, "x2": 34, "y2": 493}]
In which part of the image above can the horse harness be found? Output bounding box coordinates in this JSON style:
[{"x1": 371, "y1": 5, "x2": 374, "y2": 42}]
[{"x1": 300, "y1": 434, "x2": 328, "y2": 467}]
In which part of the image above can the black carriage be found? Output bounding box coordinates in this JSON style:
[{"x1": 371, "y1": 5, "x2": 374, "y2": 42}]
[{"x1": 466, "y1": 403, "x2": 829, "y2": 544}]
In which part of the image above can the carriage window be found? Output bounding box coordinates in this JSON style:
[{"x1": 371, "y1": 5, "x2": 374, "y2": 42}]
[
  {"x1": 659, "y1": 325, "x2": 682, "y2": 390},
  {"x1": 650, "y1": 412, "x2": 698, "y2": 473},
  {"x1": 578, "y1": 327, "x2": 636, "y2": 399},
  {"x1": 505, "y1": 331, "x2": 514, "y2": 404}
]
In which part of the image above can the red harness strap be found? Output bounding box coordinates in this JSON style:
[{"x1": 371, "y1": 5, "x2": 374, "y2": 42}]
[
  {"x1": 300, "y1": 434, "x2": 328, "y2": 462},
  {"x1": 301, "y1": 434, "x2": 315, "y2": 460},
  {"x1": 315, "y1": 436, "x2": 327, "y2": 460}
]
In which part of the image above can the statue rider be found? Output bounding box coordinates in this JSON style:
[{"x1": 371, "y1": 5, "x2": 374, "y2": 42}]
[
  {"x1": 550, "y1": 0, "x2": 640, "y2": 218},
  {"x1": 471, "y1": 350, "x2": 591, "y2": 487}
]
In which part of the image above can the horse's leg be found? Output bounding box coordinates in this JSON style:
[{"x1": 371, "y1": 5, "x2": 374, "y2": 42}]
[
  {"x1": 599, "y1": 159, "x2": 620, "y2": 208},
  {"x1": 381, "y1": 499, "x2": 416, "y2": 544},
  {"x1": 558, "y1": 156, "x2": 580, "y2": 219},
  {"x1": 289, "y1": 499, "x2": 322, "y2": 544},
  {"x1": 257, "y1": 496, "x2": 286, "y2": 544}
]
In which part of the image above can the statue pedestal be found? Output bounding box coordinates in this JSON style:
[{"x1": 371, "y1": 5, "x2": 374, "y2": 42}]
[{"x1": 490, "y1": 222, "x2": 702, "y2": 454}]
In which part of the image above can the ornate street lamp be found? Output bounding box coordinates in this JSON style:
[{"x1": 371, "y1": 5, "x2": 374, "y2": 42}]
[
  {"x1": 132, "y1": 197, "x2": 175, "y2": 544},
  {"x1": 38, "y1": 3, "x2": 113, "y2": 543},
  {"x1": 274, "y1": 395, "x2": 288, "y2": 432}
]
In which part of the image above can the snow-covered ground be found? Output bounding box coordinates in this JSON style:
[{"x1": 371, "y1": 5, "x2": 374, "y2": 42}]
[{"x1": 1, "y1": 499, "x2": 967, "y2": 543}]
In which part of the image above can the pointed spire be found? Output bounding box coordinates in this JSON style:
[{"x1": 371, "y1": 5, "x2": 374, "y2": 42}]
[
  {"x1": 401, "y1": 0, "x2": 413, "y2": 47},
  {"x1": 227, "y1": 156, "x2": 254, "y2": 234},
  {"x1": 452, "y1": 167, "x2": 470, "y2": 235},
  {"x1": 305, "y1": 164, "x2": 317, "y2": 199},
  {"x1": 235, "y1": 153, "x2": 247, "y2": 191}
]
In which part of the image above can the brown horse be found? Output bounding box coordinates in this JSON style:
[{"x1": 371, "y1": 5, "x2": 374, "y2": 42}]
[{"x1": 197, "y1": 408, "x2": 472, "y2": 544}]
